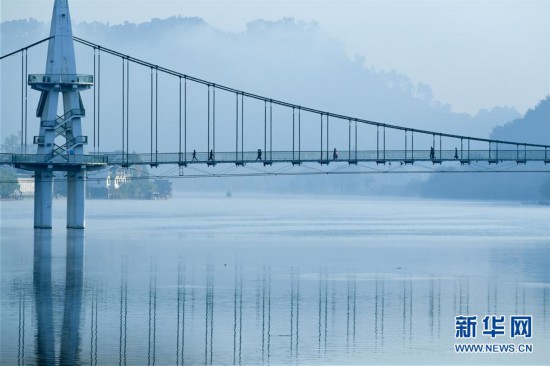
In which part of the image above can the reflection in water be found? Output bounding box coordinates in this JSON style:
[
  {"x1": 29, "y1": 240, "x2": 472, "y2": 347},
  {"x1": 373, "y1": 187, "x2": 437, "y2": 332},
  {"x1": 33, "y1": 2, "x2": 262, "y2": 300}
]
[
  {"x1": 204, "y1": 265, "x2": 214, "y2": 365},
  {"x1": 17, "y1": 284, "x2": 26, "y2": 366},
  {"x1": 346, "y1": 274, "x2": 356, "y2": 355},
  {"x1": 428, "y1": 278, "x2": 442, "y2": 342},
  {"x1": 148, "y1": 262, "x2": 157, "y2": 366},
  {"x1": 33, "y1": 230, "x2": 55, "y2": 366},
  {"x1": 408, "y1": 279, "x2": 413, "y2": 347},
  {"x1": 375, "y1": 276, "x2": 382, "y2": 350},
  {"x1": 119, "y1": 261, "x2": 128, "y2": 365},
  {"x1": 60, "y1": 230, "x2": 84, "y2": 366},
  {"x1": 401, "y1": 279, "x2": 408, "y2": 348},
  {"x1": 176, "y1": 261, "x2": 186, "y2": 366},
  {"x1": 33, "y1": 229, "x2": 84, "y2": 366},
  {"x1": 317, "y1": 270, "x2": 323, "y2": 357},
  {"x1": 232, "y1": 265, "x2": 243, "y2": 365},
  {"x1": 6, "y1": 238, "x2": 547, "y2": 365},
  {"x1": 544, "y1": 288, "x2": 548, "y2": 320},
  {"x1": 289, "y1": 267, "x2": 300, "y2": 364},
  {"x1": 260, "y1": 266, "x2": 271, "y2": 365},
  {"x1": 89, "y1": 284, "x2": 98, "y2": 366}
]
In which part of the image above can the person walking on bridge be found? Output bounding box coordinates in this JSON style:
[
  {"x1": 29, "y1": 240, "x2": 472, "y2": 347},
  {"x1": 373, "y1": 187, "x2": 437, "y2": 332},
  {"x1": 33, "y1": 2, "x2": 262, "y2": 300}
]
[
  {"x1": 192, "y1": 149, "x2": 198, "y2": 161},
  {"x1": 430, "y1": 146, "x2": 435, "y2": 160},
  {"x1": 333, "y1": 148, "x2": 339, "y2": 160},
  {"x1": 256, "y1": 149, "x2": 263, "y2": 160},
  {"x1": 209, "y1": 149, "x2": 214, "y2": 161}
]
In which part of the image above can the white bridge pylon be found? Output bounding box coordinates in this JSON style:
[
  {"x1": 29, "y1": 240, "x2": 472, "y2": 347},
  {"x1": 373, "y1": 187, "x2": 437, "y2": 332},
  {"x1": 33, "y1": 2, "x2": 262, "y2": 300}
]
[{"x1": 30, "y1": 0, "x2": 92, "y2": 229}]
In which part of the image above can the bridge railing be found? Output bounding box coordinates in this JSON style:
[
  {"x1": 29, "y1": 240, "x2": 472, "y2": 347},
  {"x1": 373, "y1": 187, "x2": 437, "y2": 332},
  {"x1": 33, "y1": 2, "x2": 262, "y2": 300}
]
[
  {"x1": 6, "y1": 154, "x2": 108, "y2": 165},
  {"x1": 101, "y1": 149, "x2": 550, "y2": 165},
  {"x1": 2, "y1": 150, "x2": 548, "y2": 168}
]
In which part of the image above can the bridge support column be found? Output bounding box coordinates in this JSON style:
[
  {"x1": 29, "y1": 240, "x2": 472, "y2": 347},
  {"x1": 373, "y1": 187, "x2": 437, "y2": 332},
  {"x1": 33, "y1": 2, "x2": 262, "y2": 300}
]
[
  {"x1": 34, "y1": 170, "x2": 54, "y2": 229},
  {"x1": 67, "y1": 169, "x2": 86, "y2": 229}
]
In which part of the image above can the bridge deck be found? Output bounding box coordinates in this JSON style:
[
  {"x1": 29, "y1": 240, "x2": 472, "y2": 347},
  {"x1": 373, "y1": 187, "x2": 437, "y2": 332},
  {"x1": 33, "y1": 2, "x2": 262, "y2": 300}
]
[{"x1": 2, "y1": 150, "x2": 549, "y2": 170}]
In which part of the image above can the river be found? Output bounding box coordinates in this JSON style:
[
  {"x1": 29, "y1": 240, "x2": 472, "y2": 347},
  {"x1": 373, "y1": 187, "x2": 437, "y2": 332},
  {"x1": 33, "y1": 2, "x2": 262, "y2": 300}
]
[{"x1": 1, "y1": 194, "x2": 549, "y2": 365}]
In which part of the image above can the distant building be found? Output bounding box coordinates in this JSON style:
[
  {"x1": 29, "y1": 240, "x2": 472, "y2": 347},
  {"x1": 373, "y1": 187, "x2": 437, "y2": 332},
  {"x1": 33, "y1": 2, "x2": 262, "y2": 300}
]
[
  {"x1": 13, "y1": 168, "x2": 171, "y2": 200},
  {"x1": 17, "y1": 177, "x2": 34, "y2": 197},
  {"x1": 87, "y1": 169, "x2": 111, "y2": 199},
  {"x1": 154, "y1": 179, "x2": 172, "y2": 199},
  {"x1": 87, "y1": 167, "x2": 128, "y2": 199}
]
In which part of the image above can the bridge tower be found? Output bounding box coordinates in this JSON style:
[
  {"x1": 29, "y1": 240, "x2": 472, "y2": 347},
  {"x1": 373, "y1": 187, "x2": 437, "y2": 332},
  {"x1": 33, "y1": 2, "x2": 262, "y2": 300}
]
[{"x1": 29, "y1": 0, "x2": 92, "y2": 229}]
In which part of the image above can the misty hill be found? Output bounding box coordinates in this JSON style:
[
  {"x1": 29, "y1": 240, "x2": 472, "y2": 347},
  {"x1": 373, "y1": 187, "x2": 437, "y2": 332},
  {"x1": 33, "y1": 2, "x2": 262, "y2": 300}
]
[
  {"x1": 2, "y1": 17, "x2": 546, "y2": 197},
  {"x1": 491, "y1": 96, "x2": 550, "y2": 145},
  {"x1": 82, "y1": 17, "x2": 521, "y2": 138},
  {"x1": 420, "y1": 97, "x2": 550, "y2": 200},
  {"x1": 2, "y1": 17, "x2": 520, "y2": 143}
]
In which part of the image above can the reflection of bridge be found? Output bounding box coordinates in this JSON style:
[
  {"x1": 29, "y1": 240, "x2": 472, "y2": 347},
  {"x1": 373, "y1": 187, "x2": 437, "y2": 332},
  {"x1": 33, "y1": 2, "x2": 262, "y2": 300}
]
[
  {"x1": 1, "y1": 0, "x2": 549, "y2": 228},
  {"x1": 9, "y1": 230, "x2": 543, "y2": 364}
]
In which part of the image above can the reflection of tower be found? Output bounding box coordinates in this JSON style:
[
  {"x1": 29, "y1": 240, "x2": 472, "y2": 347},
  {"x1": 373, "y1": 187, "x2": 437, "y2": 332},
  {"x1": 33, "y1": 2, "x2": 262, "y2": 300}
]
[
  {"x1": 29, "y1": 0, "x2": 92, "y2": 229},
  {"x1": 33, "y1": 230, "x2": 55, "y2": 365},
  {"x1": 60, "y1": 229, "x2": 85, "y2": 365},
  {"x1": 33, "y1": 230, "x2": 85, "y2": 365}
]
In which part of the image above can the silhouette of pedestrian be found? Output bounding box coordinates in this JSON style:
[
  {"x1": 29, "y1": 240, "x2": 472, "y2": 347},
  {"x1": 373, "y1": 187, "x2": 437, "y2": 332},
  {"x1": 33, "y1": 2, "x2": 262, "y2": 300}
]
[
  {"x1": 454, "y1": 147, "x2": 459, "y2": 159},
  {"x1": 256, "y1": 148, "x2": 262, "y2": 160},
  {"x1": 333, "y1": 148, "x2": 338, "y2": 160},
  {"x1": 430, "y1": 146, "x2": 435, "y2": 160},
  {"x1": 192, "y1": 149, "x2": 197, "y2": 161},
  {"x1": 209, "y1": 149, "x2": 214, "y2": 161}
]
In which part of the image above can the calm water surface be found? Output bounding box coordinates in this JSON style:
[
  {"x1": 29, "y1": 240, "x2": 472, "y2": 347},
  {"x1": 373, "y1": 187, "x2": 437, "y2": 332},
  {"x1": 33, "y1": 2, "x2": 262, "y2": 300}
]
[{"x1": 1, "y1": 194, "x2": 549, "y2": 365}]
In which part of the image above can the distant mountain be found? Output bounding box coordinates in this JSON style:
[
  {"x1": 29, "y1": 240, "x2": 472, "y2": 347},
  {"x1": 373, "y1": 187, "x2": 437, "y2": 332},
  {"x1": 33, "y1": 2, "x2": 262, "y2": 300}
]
[
  {"x1": 491, "y1": 96, "x2": 550, "y2": 145},
  {"x1": 3, "y1": 17, "x2": 544, "y2": 197},
  {"x1": 2, "y1": 17, "x2": 521, "y2": 143},
  {"x1": 420, "y1": 97, "x2": 550, "y2": 200}
]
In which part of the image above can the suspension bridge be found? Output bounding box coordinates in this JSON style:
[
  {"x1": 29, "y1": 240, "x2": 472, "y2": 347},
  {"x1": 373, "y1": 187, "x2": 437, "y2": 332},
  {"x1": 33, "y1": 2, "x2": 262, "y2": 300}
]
[{"x1": 1, "y1": 0, "x2": 549, "y2": 229}]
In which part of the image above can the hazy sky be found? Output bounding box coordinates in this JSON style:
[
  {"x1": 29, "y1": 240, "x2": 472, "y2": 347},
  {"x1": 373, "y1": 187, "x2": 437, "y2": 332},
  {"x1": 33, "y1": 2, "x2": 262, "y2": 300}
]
[{"x1": 2, "y1": 0, "x2": 549, "y2": 115}]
